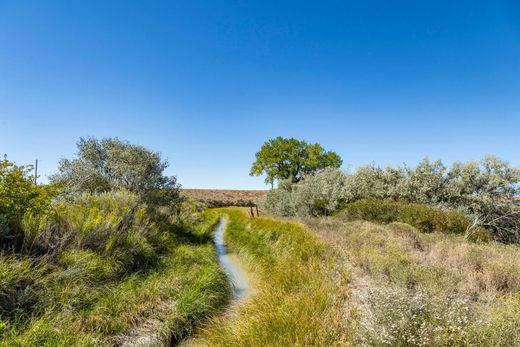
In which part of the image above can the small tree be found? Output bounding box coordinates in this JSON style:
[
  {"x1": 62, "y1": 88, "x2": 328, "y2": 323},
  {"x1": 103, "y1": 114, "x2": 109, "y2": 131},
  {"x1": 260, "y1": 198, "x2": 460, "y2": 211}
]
[
  {"x1": 250, "y1": 136, "x2": 342, "y2": 186},
  {"x1": 0, "y1": 156, "x2": 54, "y2": 249},
  {"x1": 51, "y1": 138, "x2": 181, "y2": 207}
]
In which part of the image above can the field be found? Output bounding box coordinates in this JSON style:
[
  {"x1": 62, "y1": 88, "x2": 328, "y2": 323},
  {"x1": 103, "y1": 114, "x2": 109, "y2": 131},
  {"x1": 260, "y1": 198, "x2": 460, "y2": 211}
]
[
  {"x1": 2, "y1": 146, "x2": 519, "y2": 346},
  {"x1": 300, "y1": 217, "x2": 520, "y2": 346},
  {"x1": 180, "y1": 189, "x2": 267, "y2": 207}
]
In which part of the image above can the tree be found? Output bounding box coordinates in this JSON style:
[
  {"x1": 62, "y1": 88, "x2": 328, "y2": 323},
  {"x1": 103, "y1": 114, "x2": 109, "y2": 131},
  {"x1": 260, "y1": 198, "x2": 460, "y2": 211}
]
[
  {"x1": 0, "y1": 156, "x2": 55, "y2": 249},
  {"x1": 51, "y1": 138, "x2": 181, "y2": 206},
  {"x1": 250, "y1": 136, "x2": 342, "y2": 186}
]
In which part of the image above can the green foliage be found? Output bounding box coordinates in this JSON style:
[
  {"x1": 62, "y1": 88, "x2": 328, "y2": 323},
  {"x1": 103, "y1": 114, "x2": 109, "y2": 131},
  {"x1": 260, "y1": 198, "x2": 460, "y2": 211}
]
[
  {"x1": 399, "y1": 203, "x2": 469, "y2": 234},
  {"x1": 0, "y1": 202, "x2": 229, "y2": 346},
  {"x1": 261, "y1": 168, "x2": 348, "y2": 216},
  {"x1": 338, "y1": 199, "x2": 469, "y2": 234},
  {"x1": 197, "y1": 209, "x2": 350, "y2": 346},
  {"x1": 50, "y1": 137, "x2": 181, "y2": 207},
  {"x1": 338, "y1": 198, "x2": 399, "y2": 224},
  {"x1": 0, "y1": 156, "x2": 56, "y2": 250},
  {"x1": 263, "y1": 155, "x2": 520, "y2": 243},
  {"x1": 0, "y1": 157, "x2": 55, "y2": 220},
  {"x1": 250, "y1": 136, "x2": 342, "y2": 185}
]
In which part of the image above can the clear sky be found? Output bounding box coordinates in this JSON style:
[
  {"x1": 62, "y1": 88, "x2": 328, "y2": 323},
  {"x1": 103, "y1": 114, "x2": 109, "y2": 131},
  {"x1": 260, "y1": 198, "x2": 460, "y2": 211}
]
[{"x1": 1, "y1": 1, "x2": 519, "y2": 189}]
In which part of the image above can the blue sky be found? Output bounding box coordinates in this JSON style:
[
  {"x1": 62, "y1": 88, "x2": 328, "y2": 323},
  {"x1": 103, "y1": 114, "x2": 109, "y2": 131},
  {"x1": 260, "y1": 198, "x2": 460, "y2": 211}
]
[{"x1": 1, "y1": 0, "x2": 519, "y2": 189}]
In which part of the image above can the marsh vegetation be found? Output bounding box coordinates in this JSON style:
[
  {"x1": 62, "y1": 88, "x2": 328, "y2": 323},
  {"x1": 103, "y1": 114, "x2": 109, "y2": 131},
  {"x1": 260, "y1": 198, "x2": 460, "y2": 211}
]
[{"x1": 2, "y1": 136, "x2": 519, "y2": 346}]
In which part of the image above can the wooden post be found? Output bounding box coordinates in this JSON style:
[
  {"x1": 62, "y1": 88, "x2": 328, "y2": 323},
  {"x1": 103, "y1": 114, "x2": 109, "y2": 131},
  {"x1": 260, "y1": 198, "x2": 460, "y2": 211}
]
[
  {"x1": 255, "y1": 205, "x2": 259, "y2": 217},
  {"x1": 250, "y1": 205, "x2": 254, "y2": 218},
  {"x1": 34, "y1": 159, "x2": 38, "y2": 186}
]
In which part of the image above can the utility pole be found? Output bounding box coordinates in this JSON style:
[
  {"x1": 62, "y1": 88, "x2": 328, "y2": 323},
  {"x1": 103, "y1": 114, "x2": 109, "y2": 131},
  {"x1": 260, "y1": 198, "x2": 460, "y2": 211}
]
[{"x1": 34, "y1": 159, "x2": 38, "y2": 186}]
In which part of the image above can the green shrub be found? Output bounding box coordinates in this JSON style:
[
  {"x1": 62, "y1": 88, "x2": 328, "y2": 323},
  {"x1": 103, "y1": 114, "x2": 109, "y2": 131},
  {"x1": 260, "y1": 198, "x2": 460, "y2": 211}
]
[
  {"x1": 338, "y1": 199, "x2": 399, "y2": 224},
  {"x1": 261, "y1": 169, "x2": 348, "y2": 216},
  {"x1": 399, "y1": 203, "x2": 468, "y2": 234},
  {"x1": 20, "y1": 191, "x2": 162, "y2": 265},
  {"x1": 0, "y1": 157, "x2": 56, "y2": 251},
  {"x1": 337, "y1": 199, "x2": 470, "y2": 234}
]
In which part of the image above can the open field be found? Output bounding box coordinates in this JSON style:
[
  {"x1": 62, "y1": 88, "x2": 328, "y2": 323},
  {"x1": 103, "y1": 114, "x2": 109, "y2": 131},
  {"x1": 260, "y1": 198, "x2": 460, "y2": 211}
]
[
  {"x1": 300, "y1": 217, "x2": 520, "y2": 346},
  {"x1": 181, "y1": 189, "x2": 268, "y2": 207}
]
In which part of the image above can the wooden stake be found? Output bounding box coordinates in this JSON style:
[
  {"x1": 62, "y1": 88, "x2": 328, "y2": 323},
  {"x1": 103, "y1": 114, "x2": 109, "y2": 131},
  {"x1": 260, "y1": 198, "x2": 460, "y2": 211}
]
[{"x1": 34, "y1": 159, "x2": 38, "y2": 185}]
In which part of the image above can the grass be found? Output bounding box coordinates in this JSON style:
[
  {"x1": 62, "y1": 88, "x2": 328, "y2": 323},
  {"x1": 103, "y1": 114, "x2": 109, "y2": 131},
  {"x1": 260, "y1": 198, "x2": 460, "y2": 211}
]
[
  {"x1": 302, "y1": 217, "x2": 520, "y2": 346},
  {"x1": 0, "y1": 203, "x2": 230, "y2": 346},
  {"x1": 192, "y1": 208, "x2": 353, "y2": 346}
]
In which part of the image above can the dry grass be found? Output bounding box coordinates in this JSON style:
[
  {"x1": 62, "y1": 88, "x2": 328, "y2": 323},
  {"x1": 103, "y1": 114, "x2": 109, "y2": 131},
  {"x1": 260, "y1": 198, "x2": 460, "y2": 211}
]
[
  {"x1": 181, "y1": 189, "x2": 267, "y2": 207},
  {"x1": 301, "y1": 217, "x2": 520, "y2": 346}
]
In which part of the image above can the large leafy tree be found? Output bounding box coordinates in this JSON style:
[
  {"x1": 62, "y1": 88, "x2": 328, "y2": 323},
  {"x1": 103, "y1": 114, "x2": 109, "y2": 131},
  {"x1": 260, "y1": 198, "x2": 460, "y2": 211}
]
[
  {"x1": 250, "y1": 136, "x2": 342, "y2": 186},
  {"x1": 51, "y1": 138, "x2": 181, "y2": 206}
]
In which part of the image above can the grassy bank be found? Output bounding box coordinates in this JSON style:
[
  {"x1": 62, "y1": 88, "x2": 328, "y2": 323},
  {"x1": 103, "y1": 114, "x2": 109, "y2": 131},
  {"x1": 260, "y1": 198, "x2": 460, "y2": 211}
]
[
  {"x1": 303, "y1": 217, "x2": 520, "y2": 346},
  {"x1": 0, "y1": 203, "x2": 230, "y2": 346},
  {"x1": 193, "y1": 208, "x2": 352, "y2": 346}
]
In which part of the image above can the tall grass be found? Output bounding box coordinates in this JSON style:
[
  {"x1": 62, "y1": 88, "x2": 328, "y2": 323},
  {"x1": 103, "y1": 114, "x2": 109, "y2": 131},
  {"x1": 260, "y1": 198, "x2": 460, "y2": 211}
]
[
  {"x1": 0, "y1": 195, "x2": 230, "y2": 346},
  {"x1": 194, "y1": 208, "x2": 353, "y2": 346},
  {"x1": 304, "y1": 217, "x2": 520, "y2": 346}
]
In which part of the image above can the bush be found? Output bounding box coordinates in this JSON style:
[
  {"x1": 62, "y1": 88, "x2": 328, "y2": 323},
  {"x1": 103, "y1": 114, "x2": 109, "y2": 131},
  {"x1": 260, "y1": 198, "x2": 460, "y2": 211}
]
[
  {"x1": 261, "y1": 169, "x2": 348, "y2": 216},
  {"x1": 366, "y1": 287, "x2": 473, "y2": 346},
  {"x1": 263, "y1": 156, "x2": 520, "y2": 243},
  {"x1": 50, "y1": 138, "x2": 181, "y2": 209},
  {"x1": 19, "y1": 191, "x2": 163, "y2": 271},
  {"x1": 337, "y1": 199, "x2": 470, "y2": 234},
  {"x1": 338, "y1": 199, "x2": 399, "y2": 224},
  {"x1": 0, "y1": 157, "x2": 56, "y2": 251},
  {"x1": 399, "y1": 203, "x2": 469, "y2": 234}
]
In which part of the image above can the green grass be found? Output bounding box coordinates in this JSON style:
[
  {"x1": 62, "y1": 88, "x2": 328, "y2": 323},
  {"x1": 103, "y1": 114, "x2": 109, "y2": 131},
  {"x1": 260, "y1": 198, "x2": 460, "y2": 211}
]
[
  {"x1": 193, "y1": 208, "x2": 352, "y2": 346},
  {"x1": 0, "y1": 209, "x2": 230, "y2": 346}
]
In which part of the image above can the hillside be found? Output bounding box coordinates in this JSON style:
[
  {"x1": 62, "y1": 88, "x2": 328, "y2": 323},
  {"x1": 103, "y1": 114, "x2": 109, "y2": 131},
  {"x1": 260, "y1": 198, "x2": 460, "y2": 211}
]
[{"x1": 181, "y1": 189, "x2": 268, "y2": 207}]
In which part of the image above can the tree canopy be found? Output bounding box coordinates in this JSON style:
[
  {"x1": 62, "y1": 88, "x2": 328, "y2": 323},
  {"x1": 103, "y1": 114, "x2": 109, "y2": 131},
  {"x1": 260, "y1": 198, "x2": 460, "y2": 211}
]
[
  {"x1": 250, "y1": 136, "x2": 342, "y2": 186},
  {"x1": 51, "y1": 138, "x2": 181, "y2": 205}
]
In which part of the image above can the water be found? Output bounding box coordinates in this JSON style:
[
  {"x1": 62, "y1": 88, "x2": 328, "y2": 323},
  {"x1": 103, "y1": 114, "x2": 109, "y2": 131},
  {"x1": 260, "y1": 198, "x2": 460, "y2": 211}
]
[{"x1": 214, "y1": 218, "x2": 250, "y2": 300}]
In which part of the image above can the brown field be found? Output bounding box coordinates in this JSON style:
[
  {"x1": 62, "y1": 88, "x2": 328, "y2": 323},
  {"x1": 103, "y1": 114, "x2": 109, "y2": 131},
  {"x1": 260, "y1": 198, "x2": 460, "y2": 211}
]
[{"x1": 181, "y1": 189, "x2": 268, "y2": 207}]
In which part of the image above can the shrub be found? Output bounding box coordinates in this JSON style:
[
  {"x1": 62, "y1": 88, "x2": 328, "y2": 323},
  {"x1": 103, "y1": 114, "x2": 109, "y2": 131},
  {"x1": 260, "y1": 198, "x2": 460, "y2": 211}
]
[
  {"x1": 0, "y1": 157, "x2": 55, "y2": 250},
  {"x1": 337, "y1": 199, "x2": 469, "y2": 234},
  {"x1": 366, "y1": 287, "x2": 473, "y2": 346},
  {"x1": 260, "y1": 183, "x2": 297, "y2": 217},
  {"x1": 50, "y1": 138, "x2": 181, "y2": 209},
  {"x1": 263, "y1": 156, "x2": 520, "y2": 243},
  {"x1": 338, "y1": 199, "x2": 399, "y2": 224},
  {"x1": 466, "y1": 227, "x2": 492, "y2": 244},
  {"x1": 261, "y1": 169, "x2": 348, "y2": 216},
  {"x1": 19, "y1": 191, "x2": 163, "y2": 271},
  {"x1": 399, "y1": 203, "x2": 469, "y2": 234}
]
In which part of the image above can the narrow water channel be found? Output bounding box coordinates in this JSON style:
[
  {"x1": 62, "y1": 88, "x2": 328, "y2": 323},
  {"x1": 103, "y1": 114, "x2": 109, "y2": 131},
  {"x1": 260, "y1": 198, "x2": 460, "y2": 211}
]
[
  {"x1": 176, "y1": 218, "x2": 251, "y2": 347},
  {"x1": 214, "y1": 217, "x2": 250, "y2": 300}
]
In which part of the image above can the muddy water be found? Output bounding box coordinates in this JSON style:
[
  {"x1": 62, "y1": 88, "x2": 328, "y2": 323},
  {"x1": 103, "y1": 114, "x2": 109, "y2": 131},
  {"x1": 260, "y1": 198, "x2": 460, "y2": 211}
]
[{"x1": 214, "y1": 218, "x2": 250, "y2": 300}]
